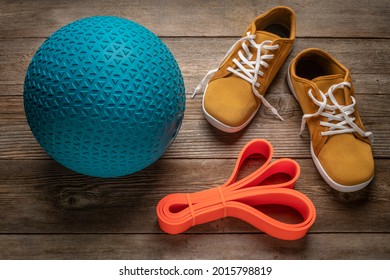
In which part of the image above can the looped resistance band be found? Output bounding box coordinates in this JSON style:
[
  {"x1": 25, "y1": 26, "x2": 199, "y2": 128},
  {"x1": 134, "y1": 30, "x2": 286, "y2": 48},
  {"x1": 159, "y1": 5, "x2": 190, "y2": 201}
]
[{"x1": 156, "y1": 139, "x2": 316, "y2": 240}]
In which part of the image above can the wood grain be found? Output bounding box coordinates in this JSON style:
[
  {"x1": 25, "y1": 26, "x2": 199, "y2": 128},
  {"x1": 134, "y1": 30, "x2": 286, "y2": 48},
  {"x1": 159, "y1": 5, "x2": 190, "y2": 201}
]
[
  {"x1": 1, "y1": 73, "x2": 388, "y2": 97},
  {"x1": 0, "y1": 158, "x2": 388, "y2": 234},
  {"x1": 1, "y1": 38, "x2": 390, "y2": 88},
  {"x1": 0, "y1": 0, "x2": 389, "y2": 38},
  {"x1": 0, "y1": 233, "x2": 388, "y2": 259}
]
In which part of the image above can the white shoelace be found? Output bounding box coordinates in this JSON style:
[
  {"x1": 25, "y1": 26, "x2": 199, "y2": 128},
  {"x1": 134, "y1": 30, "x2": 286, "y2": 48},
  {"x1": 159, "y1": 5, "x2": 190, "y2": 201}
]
[
  {"x1": 300, "y1": 82, "x2": 373, "y2": 141},
  {"x1": 192, "y1": 32, "x2": 283, "y2": 121}
]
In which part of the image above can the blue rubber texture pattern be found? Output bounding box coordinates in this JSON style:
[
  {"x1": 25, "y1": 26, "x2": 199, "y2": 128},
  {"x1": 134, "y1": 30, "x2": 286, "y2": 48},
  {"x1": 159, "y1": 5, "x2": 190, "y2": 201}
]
[{"x1": 24, "y1": 16, "x2": 186, "y2": 178}]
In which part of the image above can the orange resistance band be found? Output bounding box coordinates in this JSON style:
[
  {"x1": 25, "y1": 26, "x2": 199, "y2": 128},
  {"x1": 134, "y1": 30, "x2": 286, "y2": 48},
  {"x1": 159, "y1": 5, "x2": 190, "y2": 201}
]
[{"x1": 156, "y1": 139, "x2": 316, "y2": 240}]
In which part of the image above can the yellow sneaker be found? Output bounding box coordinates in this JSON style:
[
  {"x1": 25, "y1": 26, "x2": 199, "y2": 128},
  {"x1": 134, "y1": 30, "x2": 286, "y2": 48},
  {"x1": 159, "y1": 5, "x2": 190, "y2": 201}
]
[
  {"x1": 193, "y1": 6, "x2": 296, "y2": 133},
  {"x1": 287, "y1": 48, "x2": 374, "y2": 192}
]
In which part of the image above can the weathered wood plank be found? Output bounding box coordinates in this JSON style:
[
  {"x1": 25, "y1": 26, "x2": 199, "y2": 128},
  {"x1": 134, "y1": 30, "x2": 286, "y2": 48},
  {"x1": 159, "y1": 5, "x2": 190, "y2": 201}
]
[
  {"x1": 0, "y1": 233, "x2": 388, "y2": 259},
  {"x1": 0, "y1": 119, "x2": 387, "y2": 160},
  {"x1": 1, "y1": 73, "x2": 388, "y2": 98},
  {"x1": 0, "y1": 0, "x2": 389, "y2": 38},
  {"x1": 1, "y1": 38, "x2": 390, "y2": 87},
  {"x1": 0, "y1": 96, "x2": 388, "y2": 160},
  {"x1": 1, "y1": 91, "x2": 387, "y2": 120},
  {"x1": 0, "y1": 159, "x2": 388, "y2": 234}
]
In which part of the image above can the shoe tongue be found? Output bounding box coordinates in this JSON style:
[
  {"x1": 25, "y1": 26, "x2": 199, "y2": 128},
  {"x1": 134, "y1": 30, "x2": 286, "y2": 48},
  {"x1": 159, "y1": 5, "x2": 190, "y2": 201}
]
[
  {"x1": 254, "y1": 30, "x2": 280, "y2": 43},
  {"x1": 312, "y1": 74, "x2": 347, "y2": 105}
]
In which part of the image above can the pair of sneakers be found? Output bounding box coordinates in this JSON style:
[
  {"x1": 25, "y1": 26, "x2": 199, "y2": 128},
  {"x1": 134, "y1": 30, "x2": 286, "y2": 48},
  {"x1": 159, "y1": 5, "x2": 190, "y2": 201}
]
[{"x1": 193, "y1": 6, "x2": 374, "y2": 193}]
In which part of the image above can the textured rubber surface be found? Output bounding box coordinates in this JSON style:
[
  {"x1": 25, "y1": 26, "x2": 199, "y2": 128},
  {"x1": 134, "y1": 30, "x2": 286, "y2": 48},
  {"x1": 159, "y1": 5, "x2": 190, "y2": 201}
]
[
  {"x1": 24, "y1": 16, "x2": 186, "y2": 177},
  {"x1": 157, "y1": 139, "x2": 316, "y2": 240}
]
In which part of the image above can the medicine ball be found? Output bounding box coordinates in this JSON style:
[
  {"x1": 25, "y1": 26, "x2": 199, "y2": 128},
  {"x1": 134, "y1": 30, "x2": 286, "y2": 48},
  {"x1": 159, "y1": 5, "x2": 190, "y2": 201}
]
[{"x1": 24, "y1": 16, "x2": 185, "y2": 177}]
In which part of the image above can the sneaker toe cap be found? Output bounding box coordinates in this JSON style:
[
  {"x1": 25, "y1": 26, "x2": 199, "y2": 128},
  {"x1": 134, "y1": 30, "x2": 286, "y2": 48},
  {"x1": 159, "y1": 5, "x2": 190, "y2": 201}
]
[
  {"x1": 203, "y1": 77, "x2": 259, "y2": 128},
  {"x1": 317, "y1": 135, "x2": 374, "y2": 188}
]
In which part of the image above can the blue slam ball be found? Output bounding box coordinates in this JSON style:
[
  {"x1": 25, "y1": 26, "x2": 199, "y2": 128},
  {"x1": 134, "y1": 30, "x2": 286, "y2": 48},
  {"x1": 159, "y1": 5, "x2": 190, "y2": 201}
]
[{"x1": 24, "y1": 16, "x2": 185, "y2": 177}]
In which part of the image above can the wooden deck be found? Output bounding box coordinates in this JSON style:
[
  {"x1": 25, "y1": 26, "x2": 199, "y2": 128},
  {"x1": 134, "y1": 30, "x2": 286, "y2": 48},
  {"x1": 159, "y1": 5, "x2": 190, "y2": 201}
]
[{"x1": 0, "y1": 0, "x2": 389, "y2": 259}]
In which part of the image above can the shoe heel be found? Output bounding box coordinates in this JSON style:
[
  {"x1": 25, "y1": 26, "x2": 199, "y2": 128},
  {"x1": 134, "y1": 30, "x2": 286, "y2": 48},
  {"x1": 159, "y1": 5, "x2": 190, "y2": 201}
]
[{"x1": 286, "y1": 64, "x2": 298, "y2": 100}]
